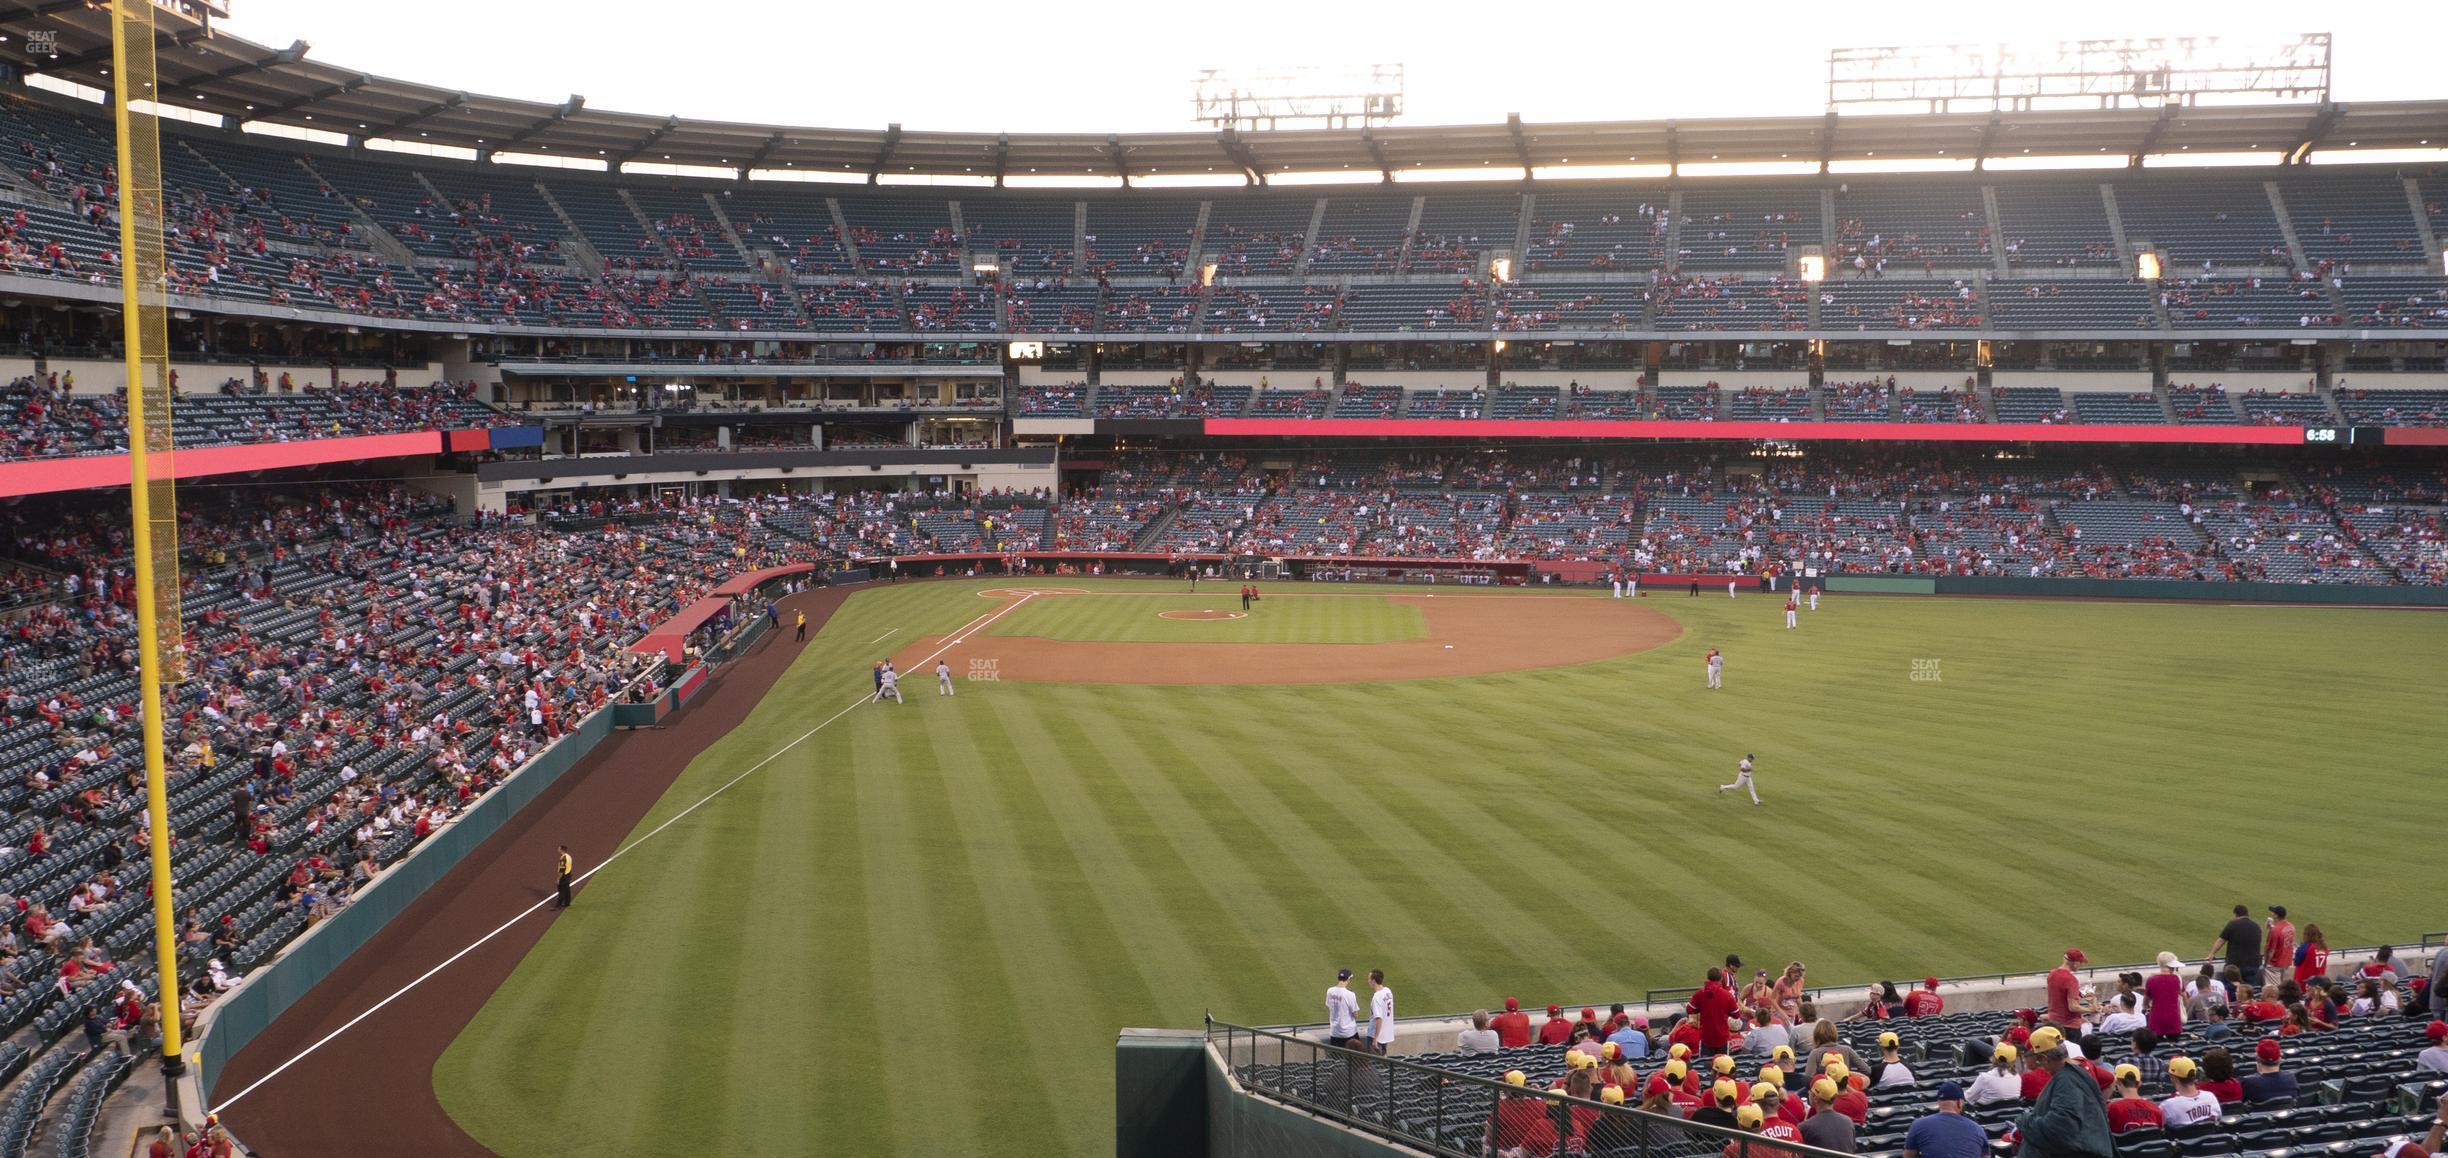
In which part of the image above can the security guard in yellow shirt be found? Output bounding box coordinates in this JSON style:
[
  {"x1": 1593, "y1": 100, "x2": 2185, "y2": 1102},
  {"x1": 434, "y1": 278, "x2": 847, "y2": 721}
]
[{"x1": 554, "y1": 845, "x2": 574, "y2": 909}]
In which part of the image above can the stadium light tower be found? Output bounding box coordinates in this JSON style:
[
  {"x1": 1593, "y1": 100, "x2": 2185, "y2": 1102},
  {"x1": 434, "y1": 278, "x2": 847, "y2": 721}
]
[
  {"x1": 1194, "y1": 64, "x2": 1405, "y2": 131},
  {"x1": 1828, "y1": 34, "x2": 2330, "y2": 114}
]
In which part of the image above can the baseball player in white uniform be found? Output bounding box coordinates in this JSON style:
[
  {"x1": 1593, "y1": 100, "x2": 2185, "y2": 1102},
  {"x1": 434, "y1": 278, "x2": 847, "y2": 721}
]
[
  {"x1": 1728, "y1": 579, "x2": 1738, "y2": 599},
  {"x1": 1718, "y1": 753, "x2": 1760, "y2": 805},
  {"x1": 1808, "y1": 586, "x2": 1820, "y2": 612},
  {"x1": 877, "y1": 665, "x2": 904, "y2": 704},
  {"x1": 937, "y1": 659, "x2": 955, "y2": 696},
  {"x1": 1626, "y1": 575, "x2": 1638, "y2": 599},
  {"x1": 1610, "y1": 573, "x2": 1623, "y2": 599},
  {"x1": 1785, "y1": 596, "x2": 1799, "y2": 630},
  {"x1": 1705, "y1": 648, "x2": 1723, "y2": 689}
]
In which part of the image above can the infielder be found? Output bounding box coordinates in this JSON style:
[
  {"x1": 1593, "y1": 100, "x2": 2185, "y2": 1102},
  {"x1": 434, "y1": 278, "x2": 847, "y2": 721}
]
[
  {"x1": 1808, "y1": 586, "x2": 1820, "y2": 612},
  {"x1": 936, "y1": 659, "x2": 955, "y2": 697},
  {"x1": 1610, "y1": 573, "x2": 1623, "y2": 599},
  {"x1": 876, "y1": 664, "x2": 903, "y2": 704},
  {"x1": 1626, "y1": 575, "x2": 1637, "y2": 599},
  {"x1": 1718, "y1": 753, "x2": 1761, "y2": 805},
  {"x1": 1785, "y1": 595, "x2": 1798, "y2": 630},
  {"x1": 1705, "y1": 648, "x2": 1723, "y2": 689}
]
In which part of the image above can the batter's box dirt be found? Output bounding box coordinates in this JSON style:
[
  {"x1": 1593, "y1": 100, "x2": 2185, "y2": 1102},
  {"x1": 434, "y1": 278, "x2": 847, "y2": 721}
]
[
  {"x1": 1157, "y1": 609, "x2": 1248, "y2": 621},
  {"x1": 897, "y1": 592, "x2": 1681, "y2": 685}
]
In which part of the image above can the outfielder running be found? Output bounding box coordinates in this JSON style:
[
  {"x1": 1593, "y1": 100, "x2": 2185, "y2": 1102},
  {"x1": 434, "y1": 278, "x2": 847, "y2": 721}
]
[
  {"x1": 1718, "y1": 753, "x2": 1761, "y2": 805},
  {"x1": 937, "y1": 659, "x2": 955, "y2": 697}
]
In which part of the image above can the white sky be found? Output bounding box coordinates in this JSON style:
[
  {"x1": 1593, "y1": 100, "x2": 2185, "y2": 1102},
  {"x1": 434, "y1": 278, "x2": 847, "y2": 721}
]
[{"x1": 213, "y1": 1, "x2": 2434, "y2": 134}]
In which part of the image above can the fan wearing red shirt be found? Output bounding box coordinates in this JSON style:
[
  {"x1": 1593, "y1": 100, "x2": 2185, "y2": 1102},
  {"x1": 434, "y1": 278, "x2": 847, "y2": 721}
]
[
  {"x1": 1688, "y1": 967, "x2": 1741, "y2": 1056},
  {"x1": 1824, "y1": 1063, "x2": 1869, "y2": 1123},
  {"x1": 1490, "y1": 997, "x2": 1532, "y2": 1048},
  {"x1": 2292, "y1": 924, "x2": 2330, "y2": 988},
  {"x1": 2263, "y1": 907, "x2": 2295, "y2": 977},
  {"x1": 2045, "y1": 947, "x2": 2093, "y2": 1033},
  {"x1": 1904, "y1": 977, "x2": 1946, "y2": 1018},
  {"x1": 2105, "y1": 1065, "x2": 2163, "y2": 1134},
  {"x1": 1537, "y1": 1004, "x2": 1574, "y2": 1045},
  {"x1": 1485, "y1": 1072, "x2": 1557, "y2": 1155}
]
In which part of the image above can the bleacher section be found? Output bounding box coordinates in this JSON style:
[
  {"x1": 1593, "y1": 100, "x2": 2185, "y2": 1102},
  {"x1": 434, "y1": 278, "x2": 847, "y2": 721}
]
[
  {"x1": 2116, "y1": 178, "x2": 2290, "y2": 269},
  {"x1": 1995, "y1": 181, "x2": 2121, "y2": 270},
  {"x1": 1523, "y1": 191, "x2": 1666, "y2": 274}
]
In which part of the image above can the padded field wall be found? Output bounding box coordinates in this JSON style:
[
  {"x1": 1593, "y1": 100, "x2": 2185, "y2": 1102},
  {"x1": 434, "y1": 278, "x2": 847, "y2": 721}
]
[{"x1": 192, "y1": 705, "x2": 619, "y2": 1106}]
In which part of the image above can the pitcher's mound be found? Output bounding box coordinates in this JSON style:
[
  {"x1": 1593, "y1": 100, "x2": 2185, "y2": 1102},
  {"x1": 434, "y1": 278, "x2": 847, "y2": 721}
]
[{"x1": 1158, "y1": 609, "x2": 1248, "y2": 621}]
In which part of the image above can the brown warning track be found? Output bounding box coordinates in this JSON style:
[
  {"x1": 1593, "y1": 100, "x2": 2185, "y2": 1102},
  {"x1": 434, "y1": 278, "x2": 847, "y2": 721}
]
[
  {"x1": 213, "y1": 584, "x2": 852, "y2": 1157},
  {"x1": 893, "y1": 592, "x2": 1681, "y2": 685}
]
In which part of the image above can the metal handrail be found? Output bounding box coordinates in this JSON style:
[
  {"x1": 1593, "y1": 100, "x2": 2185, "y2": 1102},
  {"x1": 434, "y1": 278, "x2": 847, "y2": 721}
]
[{"x1": 1207, "y1": 1016, "x2": 1852, "y2": 1158}]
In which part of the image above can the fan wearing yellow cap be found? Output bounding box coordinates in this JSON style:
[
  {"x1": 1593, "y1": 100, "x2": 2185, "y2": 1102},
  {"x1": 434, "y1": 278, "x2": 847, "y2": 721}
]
[
  {"x1": 1820, "y1": 1059, "x2": 1869, "y2": 1124},
  {"x1": 2106, "y1": 1064, "x2": 2162, "y2": 1134},
  {"x1": 2018, "y1": 1019, "x2": 2118, "y2": 1158},
  {"x1": 1485, "y1": 1070, "x2": 1556, "y2": 1156},
  {"x1": 2159, "y1": 1056, "x2": 2220, "y2": 1128},
  {"x1": 1965, "y1": 1041, "x2": 2021, "y2": 1106},
  {"x1": 1873, "y1": 1030, "x2": 1915, "y2": 1089},
  {"x1": 1798, "y1": 1076, "x2": 1852, "y2": 1152},
  {"x1": 1690, "y1": 1078, "x2": 1742, "y2": 1129}
]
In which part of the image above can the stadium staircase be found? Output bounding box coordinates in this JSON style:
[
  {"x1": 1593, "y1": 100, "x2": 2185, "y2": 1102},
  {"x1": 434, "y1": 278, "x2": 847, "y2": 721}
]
[
  {"x1": 1070, "y1": 202, "x2": 1090, "y2": 278},
  {"x1": 1660, "y1": 191, "x2": 1686, "y2": 276},
  {"x1": 299, "y1": 156, "x2": 425, "y2": 272},
  {"x1": 530, "y1": 183, "x2": 610, "y2": 275},
  {"x1": 823, "y1": 198, "x2": 864, "y2": 267},
  {"x1": 1179, "y1": 200, "x2": 1213, "y2": 274},
  {"x1": 1294, "y1": 198, "x2": 1328, "y2": 277},
  {"x1": 2408, "y1": 178, "x2": 2446, "y2": 267},
  {"x1": 695, "y1": 191, "x2": 761, "y2": 270},
  {"x1": 1129, "y1": 506, "x2": 1183, "y2": 552},
  {"x1": 1392, "y1": 195, "x2": 1425, "y2": 273},
  {"x1": 1981, "y1": 186, "x2": 2012, "y2": 279},
  {"x1": 2266, "y1": 181, "x2": 2313, "y2": 274},
  {"x1": 2100, "y1": 184, "x2": 2135, "y2": 268}
]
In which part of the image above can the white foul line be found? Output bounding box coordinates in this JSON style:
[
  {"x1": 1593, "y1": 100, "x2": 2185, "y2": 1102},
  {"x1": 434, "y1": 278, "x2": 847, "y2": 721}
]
[
  {"x1": 869, "y1": 627, "x2": 899, "y2": 643},
  {"x1": 211, "y1": 591, "x2": 1037, "y2": 1113}
]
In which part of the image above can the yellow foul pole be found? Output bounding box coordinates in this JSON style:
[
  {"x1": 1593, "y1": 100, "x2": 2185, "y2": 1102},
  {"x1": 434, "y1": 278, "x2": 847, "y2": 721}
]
[{"x1": 106, "y1": 0, "x2": 190, "y2": 1109}]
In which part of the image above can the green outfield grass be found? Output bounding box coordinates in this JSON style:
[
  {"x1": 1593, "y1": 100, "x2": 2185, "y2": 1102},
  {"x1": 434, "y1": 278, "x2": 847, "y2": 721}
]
[
  {"x1": 981, "y1": 588, "x2": 1427, "y2": 644},
  {"x1": 432, "y1": 579, "x2": 2448, "y2": 1157}
]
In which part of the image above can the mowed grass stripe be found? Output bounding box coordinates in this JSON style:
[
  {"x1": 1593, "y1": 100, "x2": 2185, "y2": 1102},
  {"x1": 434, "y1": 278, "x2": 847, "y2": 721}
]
[
  {"x1": 981, "y1": 590, "x2": 1425, "y2": 645},
  {"x1": 436, "y1": 580, "x2": 2448, "y2": 1157}
]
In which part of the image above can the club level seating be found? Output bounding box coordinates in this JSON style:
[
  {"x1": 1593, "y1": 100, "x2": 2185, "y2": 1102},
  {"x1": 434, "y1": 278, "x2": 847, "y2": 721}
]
[
  {"x1": 1522, "y1": 191, "x2": 1667, "y2": 274},
  {"x1": 1099, "y1": 285, "x2": 1205, "y2": 333},
  {"x1": 1014, "y1": 383, "x2": 1087, "y2": 417},
  {"x1": 1338, "y1": 283, "x2": 1487, "y2": 332},
  {"x1": 1248, "y1": 388, "x2": 1332, "y2": 418},
  {"x1": 2236, "y1": 390, "x2": 2335, "y2": 425},
  {"x1": 2070, "y1": 393, "x2": 2169, "y2": 424},
  {"x1": 1004, "y1": 285, "x2": 1099, "y2": 333},
  {"x1": 2165, "y1": 386, "x2": 2239, "y2": 424},
  {"x1": 1654, "y1": 277, "x2": 1806, "y2": 331},
  {"x1": 1561, "y1": 389, "x2": 1643, "y2": 420},
  {"x1": 1993, "y1": 387, "x2": 2070, "y2": 424},
  {"x1": 1823, "y1": 381, "x2": 1893, "y2": 422},
  {"x1": 1643, "y1": 385, "x2": 1712, "y2": 421},
  {"x1": 1092, "y1": 384, "x2": 1181, "y2": 419},
  {"x1": 1823, "y1": 280, "x2": 1983, "y2": 330},
  {"x1": 1986, "y1": 280, "x2": 2159, "y2": 330},
  {"x1": 1407, "y1": 388, "x2": 1487, "y2": 420},
  {"x1": 2334, "y1": 389, "x2": 2448, "y2": 427},
  {"x1": 1330, "y1": 384, "x2": 1405, "y2": 419},
  {"x1": 1491, "y1": 387, "x2": 1559, "y2": 420},
  {"x1": 1896, "y1": 387, "x2": 1986, "y2": 423},
  {"x1": 1493, "y1": 283, "x2": 1648, "y2": 331},
  {"x1": 905, "y1": 284, "x2": 997, "y2": 332},
  {"x1": 1727, "y1": 388, "x2": 1811, "y2": 421},
  {"x1": 1205, "y1": 287, "x2": 1342, "y2": 334},
  {"x1": 2339, "y1": 277, "x2": 2448, "y2": 329},
  {"x1": 1178, "y1": 384, "x2": 1253, "y2": 418}
]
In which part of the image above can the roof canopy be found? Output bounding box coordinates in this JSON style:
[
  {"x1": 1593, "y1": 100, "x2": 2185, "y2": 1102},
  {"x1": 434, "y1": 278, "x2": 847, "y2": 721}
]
[{"x1": 4, "y1": 4, "x2": 2443, "y2": 180}]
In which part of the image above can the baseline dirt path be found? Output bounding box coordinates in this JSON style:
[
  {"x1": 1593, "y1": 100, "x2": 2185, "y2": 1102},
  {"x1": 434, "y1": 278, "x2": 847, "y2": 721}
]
[
  {"x1": 216, "y1": 584, "x2": 853, "y2": 1157},
  {"x1": 893, "y1": 592, "x2": 1680, "y2": 685}
]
